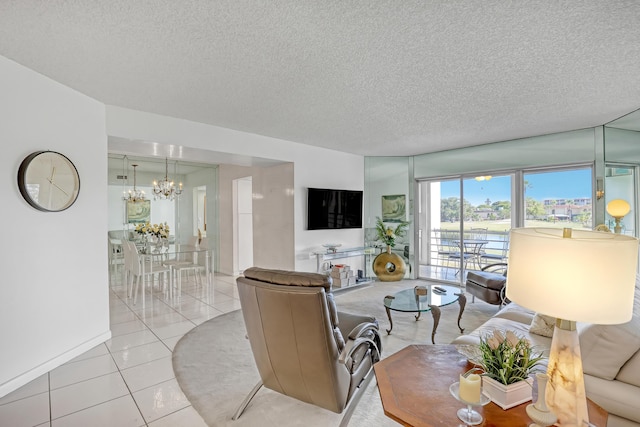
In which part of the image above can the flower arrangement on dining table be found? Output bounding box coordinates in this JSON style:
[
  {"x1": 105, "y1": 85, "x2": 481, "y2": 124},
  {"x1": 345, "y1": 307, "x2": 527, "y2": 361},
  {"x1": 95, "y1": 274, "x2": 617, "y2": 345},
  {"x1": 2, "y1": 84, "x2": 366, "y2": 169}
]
[
  {"x1": 134, "y1": 221, "x2": 170, "y2": 240},
  {"x1": 374, "y1": 216, "x2": 409, "y2": 249},
  {"x1": 477, "y1": 329, "x2": 545, "y2": 385}
]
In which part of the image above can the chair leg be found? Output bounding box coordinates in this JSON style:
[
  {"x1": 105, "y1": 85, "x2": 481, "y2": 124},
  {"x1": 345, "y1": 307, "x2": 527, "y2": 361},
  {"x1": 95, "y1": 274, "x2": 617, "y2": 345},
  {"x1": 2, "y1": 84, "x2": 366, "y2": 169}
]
[
  {"x1": 339, "y1": 368, "x2": 376, "y2": 427},
  {"x1": 232, "y1": 381, "x2": 263, "y2": 420},
  {"x1": 133, "y1": 275, "x2": 140, "y2": 305}
]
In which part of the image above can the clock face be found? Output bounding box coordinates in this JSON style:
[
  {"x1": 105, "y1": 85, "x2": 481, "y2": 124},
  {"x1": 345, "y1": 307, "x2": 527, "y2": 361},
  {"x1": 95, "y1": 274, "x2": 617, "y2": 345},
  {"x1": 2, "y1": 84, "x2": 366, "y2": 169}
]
[{"x1": 18, "y1": 151, "x2": 80, "y2": 212}]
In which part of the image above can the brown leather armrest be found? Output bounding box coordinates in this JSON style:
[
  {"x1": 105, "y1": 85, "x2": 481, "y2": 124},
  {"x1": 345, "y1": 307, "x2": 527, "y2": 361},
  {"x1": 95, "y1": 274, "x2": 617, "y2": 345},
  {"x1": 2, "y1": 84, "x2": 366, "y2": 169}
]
[
  {"x1": 337, "y1": 311, "x2": 377, "y2": 338},
  {"x1": 339, "y1": 337, "x2": 380, "y2": 366},
  {"x1": 347, "y1": 322, "x2": 379, "y2": 340}
]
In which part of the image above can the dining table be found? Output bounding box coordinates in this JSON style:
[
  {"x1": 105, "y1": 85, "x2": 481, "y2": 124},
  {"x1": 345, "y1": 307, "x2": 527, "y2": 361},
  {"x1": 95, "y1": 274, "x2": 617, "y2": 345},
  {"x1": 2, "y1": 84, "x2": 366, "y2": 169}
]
[
  {"x1": 139, "y1": 244, "x2": 213, "y2": 308},
  {"x1": 454, "y1": 239, "x2": 488, "y2": 270}
]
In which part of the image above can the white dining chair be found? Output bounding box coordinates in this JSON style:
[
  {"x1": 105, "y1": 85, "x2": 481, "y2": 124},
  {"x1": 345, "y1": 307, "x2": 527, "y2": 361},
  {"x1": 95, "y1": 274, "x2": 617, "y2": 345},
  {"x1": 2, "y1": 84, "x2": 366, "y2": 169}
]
[
  {"x1": 108, "y1": 235, "x2": 124, "y2": 285},
  {"x1": 121, "y1": 240, "x2": 135, "y2": 297},
  {"x1": 163, "y1": 246, "x2": 208, "y2": 299},
  {"x1": 129, "y1": 242, "x2": 172, "y2": 305}
]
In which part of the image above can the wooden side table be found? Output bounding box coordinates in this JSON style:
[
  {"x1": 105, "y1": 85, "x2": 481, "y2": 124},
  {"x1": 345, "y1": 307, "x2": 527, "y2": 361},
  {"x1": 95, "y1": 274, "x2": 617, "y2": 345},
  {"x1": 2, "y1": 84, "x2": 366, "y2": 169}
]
[{"x1": 374, "y1": 344, "x2": 608, "y2": 427}]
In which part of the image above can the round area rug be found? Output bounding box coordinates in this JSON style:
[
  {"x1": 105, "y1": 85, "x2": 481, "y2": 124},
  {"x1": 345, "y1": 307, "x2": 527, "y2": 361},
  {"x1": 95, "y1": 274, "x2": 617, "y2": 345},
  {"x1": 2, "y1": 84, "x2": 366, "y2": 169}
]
[{"x1": 172, "y1": 280, "x2": 497, "y2": 426}]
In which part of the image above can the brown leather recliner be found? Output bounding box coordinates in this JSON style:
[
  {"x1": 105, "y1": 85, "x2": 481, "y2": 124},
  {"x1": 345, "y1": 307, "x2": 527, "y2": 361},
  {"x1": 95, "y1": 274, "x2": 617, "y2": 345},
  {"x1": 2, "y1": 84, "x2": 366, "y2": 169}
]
[{"x1": 233, "y1": 267, "x2": 382, "y2": 426}]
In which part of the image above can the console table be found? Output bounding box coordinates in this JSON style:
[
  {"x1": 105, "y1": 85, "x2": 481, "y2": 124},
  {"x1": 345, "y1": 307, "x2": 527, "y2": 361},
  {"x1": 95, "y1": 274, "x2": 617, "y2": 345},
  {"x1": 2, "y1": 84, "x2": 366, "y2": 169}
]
[
  {"x1": 374, "y1": 345, "x2": 608, "y2": 427},
  {"x1": 312, "y1": 246, "x2": 376, "y2": 282}
]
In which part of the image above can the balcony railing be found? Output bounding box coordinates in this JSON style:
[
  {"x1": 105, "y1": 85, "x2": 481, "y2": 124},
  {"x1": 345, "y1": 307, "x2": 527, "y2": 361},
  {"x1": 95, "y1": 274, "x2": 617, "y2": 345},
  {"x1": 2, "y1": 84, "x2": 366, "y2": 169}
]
[{"x1": 424, "y1": 228, "x2": 509, "y2": 280}]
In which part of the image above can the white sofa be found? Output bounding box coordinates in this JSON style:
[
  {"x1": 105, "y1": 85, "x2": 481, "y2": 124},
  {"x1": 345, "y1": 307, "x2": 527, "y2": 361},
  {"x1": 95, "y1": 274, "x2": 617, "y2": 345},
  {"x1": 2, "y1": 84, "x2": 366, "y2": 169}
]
[{"x1": 451, "y1": 277, "x2": 640, "y2": 427}]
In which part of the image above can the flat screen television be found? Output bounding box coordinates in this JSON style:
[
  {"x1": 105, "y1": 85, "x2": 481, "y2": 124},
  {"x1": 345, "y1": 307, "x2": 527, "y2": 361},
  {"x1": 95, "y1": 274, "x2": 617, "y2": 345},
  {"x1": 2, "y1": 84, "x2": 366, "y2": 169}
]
[{"x1": 307, "y1": 187, "x2": 363, "y2": 230}]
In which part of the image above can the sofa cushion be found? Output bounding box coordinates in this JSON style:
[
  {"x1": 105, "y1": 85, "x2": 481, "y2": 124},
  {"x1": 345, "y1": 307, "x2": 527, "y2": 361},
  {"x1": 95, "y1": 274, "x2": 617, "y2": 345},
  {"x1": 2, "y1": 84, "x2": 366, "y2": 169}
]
[
  {"x1": 616, "y1": 349, "x2": 640, "y2": 388},
  {"x1": 584, "y1": 375, "x2": 640, "y2": 424},
  {"x1": 578, "y1": 274, "x2": 640, "y2": 381},
  {"x1": 579, "y1": 321, "x2": 640, "y2": 380},
  {"x1": 450, "y1": 317, "x2": 552, "y2": 358},
  {"x1": 529, "y1": 313, "x2": 556, "y2": 338},
  {"x1": 493, "y1": 303, "x2": 536, "y2": 325}
]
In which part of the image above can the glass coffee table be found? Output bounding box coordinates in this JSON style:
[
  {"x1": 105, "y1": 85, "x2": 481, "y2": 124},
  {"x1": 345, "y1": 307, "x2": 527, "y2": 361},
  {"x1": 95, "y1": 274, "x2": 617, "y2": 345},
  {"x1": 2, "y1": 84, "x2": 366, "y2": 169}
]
[{"x1": 383, "y1": 284, "x2": 466, "y2": 344}]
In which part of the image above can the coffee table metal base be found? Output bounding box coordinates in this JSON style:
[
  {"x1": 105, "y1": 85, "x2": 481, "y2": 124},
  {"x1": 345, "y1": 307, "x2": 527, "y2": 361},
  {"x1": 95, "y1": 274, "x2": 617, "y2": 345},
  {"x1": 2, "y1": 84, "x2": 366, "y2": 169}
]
[{"x1": 384, "y1": 286, "x2": 466, "y2": 344}]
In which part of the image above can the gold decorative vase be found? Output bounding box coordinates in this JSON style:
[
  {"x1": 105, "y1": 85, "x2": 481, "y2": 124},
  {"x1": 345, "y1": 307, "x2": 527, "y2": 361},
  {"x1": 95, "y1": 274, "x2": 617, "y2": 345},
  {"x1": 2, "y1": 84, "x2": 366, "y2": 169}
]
[{"x1": 373, "y1": 246, "x2": 406, "y2": 282}]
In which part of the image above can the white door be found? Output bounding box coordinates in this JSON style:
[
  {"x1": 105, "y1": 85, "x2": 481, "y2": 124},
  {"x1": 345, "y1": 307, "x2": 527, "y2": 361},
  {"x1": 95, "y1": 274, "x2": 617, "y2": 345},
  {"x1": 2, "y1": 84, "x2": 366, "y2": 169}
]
[{"x1": 233, "y1": 177, "x2": 254, "y2": 275}]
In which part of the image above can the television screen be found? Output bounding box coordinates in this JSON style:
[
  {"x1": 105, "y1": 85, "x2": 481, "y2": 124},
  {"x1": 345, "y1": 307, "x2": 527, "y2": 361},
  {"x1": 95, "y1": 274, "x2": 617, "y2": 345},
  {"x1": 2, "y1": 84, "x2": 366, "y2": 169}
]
[{"x1": 307, "y1": 188, "x2": 363, "y2": 230}]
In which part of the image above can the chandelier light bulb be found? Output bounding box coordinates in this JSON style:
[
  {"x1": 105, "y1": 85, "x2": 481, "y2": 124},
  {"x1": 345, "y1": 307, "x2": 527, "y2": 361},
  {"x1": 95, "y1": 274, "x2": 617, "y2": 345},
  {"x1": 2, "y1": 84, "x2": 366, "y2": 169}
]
[
  {"x1": 153, "y1": 158, "x2": 183, "y2": 201},
  {"x1": 126, "y1": 164, "x2": 146, "y2": 203}
]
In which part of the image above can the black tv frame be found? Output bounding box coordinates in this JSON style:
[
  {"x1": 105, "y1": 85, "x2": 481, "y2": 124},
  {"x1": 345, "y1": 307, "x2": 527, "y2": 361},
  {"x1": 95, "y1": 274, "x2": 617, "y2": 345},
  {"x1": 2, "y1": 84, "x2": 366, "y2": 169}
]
[{"x1": 307, "y1": 187, "x2": 363, "y2": 230}]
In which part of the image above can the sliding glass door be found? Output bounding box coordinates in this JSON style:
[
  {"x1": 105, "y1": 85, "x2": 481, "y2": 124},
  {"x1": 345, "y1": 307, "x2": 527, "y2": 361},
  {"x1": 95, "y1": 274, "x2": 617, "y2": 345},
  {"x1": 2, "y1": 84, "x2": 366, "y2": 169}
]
[
  {"x1": 419, "y1": 174, "x2": 512, "y2": 284},
  {"x1": 418, "y1": 165, "x2": 594, "y2": 284}
]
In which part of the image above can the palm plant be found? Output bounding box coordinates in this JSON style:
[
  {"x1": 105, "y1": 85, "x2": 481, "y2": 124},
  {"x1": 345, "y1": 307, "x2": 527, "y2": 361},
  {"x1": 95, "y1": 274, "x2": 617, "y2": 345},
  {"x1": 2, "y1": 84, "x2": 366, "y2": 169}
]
[{"x1": 375, "y1": 217, "x2": 409, "y2": 248}]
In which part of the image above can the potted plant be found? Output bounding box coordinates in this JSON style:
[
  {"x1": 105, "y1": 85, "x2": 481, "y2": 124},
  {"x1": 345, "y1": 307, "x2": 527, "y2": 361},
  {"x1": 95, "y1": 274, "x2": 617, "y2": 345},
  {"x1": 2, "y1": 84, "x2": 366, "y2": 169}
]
[
  {"x1": 477, "y1": 329, "x2": 545, "y2": 410},
  {"x1": 372, "y1": 217, "x2": 410, "y2": 281},
  {"x1": 374, "y1": 217, "x2": 409, "y2": 252}
]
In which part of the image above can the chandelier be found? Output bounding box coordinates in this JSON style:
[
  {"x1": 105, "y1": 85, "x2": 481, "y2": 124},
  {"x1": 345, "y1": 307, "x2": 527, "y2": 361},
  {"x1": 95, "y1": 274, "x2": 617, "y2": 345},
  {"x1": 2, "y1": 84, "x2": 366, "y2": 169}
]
[
  {"x1": 153, "y1": 158, "x2": 183, "y2": 201},
  {"x1": 126, "y1": 164, "x2": 146, "y2": 202}
]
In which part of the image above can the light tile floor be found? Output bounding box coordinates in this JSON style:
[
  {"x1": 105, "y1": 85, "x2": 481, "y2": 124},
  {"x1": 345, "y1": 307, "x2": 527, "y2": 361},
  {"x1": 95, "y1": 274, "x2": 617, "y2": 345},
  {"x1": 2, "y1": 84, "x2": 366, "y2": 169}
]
[{"x1": 0, "y1": 269, "x2": 241, "y2": 427}]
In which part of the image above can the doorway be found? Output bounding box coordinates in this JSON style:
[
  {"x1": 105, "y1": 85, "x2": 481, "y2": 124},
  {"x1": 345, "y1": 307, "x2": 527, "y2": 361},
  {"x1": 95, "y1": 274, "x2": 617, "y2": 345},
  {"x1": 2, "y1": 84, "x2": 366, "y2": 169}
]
[
  {"x1": 193, "y1": 185, "x2": 207, "y2": 237},
  {"x1": 233, "y1": 176, "x2": 254, "y2": 275}
]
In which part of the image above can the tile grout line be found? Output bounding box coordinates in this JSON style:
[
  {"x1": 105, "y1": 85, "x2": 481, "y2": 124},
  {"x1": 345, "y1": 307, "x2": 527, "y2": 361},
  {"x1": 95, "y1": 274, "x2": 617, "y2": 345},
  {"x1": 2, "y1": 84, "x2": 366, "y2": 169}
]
[{"x1": 108, "y1": 284, "x2": 201, "y2": 425}]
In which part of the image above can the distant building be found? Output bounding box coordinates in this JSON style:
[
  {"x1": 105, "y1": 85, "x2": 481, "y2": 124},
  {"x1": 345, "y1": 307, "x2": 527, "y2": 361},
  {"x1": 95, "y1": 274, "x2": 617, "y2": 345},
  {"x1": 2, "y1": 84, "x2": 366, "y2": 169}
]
[
  {"x1": 474, "y1": 207, "x2": 494, "y2": 220},
  {"x1": 543, "y1": 198, "x2": 592, "y2": 221}
]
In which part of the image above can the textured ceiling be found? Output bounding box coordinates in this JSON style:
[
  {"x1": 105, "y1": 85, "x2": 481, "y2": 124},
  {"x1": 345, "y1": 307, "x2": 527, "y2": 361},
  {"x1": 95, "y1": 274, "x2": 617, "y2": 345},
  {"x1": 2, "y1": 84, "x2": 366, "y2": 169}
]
[{"x1": 1, "y1": 1, "x2": 640, "y2": 157}]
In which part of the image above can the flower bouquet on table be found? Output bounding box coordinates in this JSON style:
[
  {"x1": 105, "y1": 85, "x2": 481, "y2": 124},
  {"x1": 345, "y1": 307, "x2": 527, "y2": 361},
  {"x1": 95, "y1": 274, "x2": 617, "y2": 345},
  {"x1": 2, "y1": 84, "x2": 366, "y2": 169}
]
[
  {"x1": 135, "y1": 221, "x2": 170, "y2": 239},
  {"x1": 476, "y1": 329, "x2": 545, "y2": 410},
  {"x1": 134, "y1": 221, "x2": 150, "y2": 237},
  {"x1": 135, "y1": 222, "x2": 170, "y2": 252},
  {"x1": 374, "y1": 217, "x2": 409, "y2": 251},
  {"x1": 149, "y1": 222, "x2": 170, "y2": 239}
]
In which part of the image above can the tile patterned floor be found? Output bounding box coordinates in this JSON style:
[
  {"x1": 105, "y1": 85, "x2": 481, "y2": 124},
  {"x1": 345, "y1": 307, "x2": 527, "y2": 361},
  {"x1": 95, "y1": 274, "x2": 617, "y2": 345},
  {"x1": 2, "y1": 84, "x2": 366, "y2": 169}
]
[{"x1": 0, "y1": 270, "x2": 241, "y2": 427}]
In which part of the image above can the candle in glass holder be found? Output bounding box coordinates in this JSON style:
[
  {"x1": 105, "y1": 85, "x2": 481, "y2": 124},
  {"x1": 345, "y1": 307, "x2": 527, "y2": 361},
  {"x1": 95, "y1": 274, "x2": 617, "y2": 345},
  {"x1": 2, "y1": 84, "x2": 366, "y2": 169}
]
[{"x1": 459, "y1": 373, "x2": 482, "y2": 403}]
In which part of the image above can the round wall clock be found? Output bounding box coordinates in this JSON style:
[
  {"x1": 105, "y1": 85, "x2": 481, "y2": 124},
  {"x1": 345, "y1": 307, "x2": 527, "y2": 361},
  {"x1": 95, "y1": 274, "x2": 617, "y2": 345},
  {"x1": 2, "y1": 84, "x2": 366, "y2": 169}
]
[{"x1": 18, "y1": 151, "x2": 80, "y2": 212}]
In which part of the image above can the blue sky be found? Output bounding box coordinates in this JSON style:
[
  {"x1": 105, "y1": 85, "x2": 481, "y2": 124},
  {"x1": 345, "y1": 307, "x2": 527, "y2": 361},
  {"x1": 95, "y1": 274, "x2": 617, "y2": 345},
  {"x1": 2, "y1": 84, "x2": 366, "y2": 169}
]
[{"x1": 441, "y1": 169, "x2": 593, "y2": 206}]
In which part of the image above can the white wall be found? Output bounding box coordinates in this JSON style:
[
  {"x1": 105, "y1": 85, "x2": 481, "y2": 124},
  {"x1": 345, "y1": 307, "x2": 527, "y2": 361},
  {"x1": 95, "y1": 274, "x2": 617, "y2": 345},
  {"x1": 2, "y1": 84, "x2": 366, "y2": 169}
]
[
  {"x1": 106, "y1": 106, "x2": 364, "y2": 273},
  {"x1": 252, "y1": 163, "x2": 295, "y2": 270},
  {"x1": 0, "y1": 56, "x2": 110, "y2": 397}
]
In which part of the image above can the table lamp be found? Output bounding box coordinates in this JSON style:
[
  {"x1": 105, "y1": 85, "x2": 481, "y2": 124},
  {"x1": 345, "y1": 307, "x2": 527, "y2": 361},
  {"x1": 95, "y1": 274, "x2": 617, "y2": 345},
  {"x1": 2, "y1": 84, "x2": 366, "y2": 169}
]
[
  {"x1": 606, "y1": 199, "x2": 631, "y2": 234},
  {"x1": 506, "y1": 228, "x2": 638, "y2": 427}
]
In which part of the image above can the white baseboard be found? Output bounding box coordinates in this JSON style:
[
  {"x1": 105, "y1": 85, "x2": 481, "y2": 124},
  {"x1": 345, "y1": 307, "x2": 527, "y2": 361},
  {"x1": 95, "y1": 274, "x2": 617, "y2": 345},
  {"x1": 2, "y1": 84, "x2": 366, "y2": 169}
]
[{"x1": 0, "y1": 330, "x2": 112, "y2": 399}]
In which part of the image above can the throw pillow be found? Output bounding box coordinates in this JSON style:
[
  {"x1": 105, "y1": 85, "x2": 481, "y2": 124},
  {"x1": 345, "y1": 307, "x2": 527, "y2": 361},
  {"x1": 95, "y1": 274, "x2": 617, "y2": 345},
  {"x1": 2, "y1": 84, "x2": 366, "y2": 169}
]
[{"x1": 529, "y1": 313, "x2": 556, "y2": 338}]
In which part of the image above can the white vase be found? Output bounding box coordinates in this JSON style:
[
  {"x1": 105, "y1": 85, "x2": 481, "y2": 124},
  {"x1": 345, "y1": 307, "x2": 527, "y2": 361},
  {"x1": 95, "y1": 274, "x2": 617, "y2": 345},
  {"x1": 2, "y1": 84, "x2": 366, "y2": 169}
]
[
  {"x1": 526, "y1": 373, "x2": 557, "y2": 426},
  {"x1": 482, "y1": 376, "x2": 533, "y2": 410}
]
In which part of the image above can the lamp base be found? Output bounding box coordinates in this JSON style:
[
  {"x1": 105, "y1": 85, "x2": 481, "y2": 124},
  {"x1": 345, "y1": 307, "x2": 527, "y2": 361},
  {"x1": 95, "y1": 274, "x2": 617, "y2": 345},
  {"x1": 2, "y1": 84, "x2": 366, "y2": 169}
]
[
  {"x1": 614, "y1": 217, "x2": 623, "y2": 234},
  {"x1": 546, "y1": 321, "x2": 589, "y2": 427}
]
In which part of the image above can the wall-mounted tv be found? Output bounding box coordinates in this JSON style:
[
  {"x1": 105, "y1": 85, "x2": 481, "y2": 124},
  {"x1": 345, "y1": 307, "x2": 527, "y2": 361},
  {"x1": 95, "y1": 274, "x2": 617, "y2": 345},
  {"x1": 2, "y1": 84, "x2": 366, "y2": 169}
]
[{"x1": 307, "y1": 187, "x2": 363, "y2": 230}]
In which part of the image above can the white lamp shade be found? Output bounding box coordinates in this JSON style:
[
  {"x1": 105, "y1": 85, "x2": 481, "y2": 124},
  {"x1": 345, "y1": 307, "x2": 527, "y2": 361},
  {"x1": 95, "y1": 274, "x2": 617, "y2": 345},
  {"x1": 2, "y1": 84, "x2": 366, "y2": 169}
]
[{"x1": 506, "y1": 228, "x2": 638, "y2": 324}]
